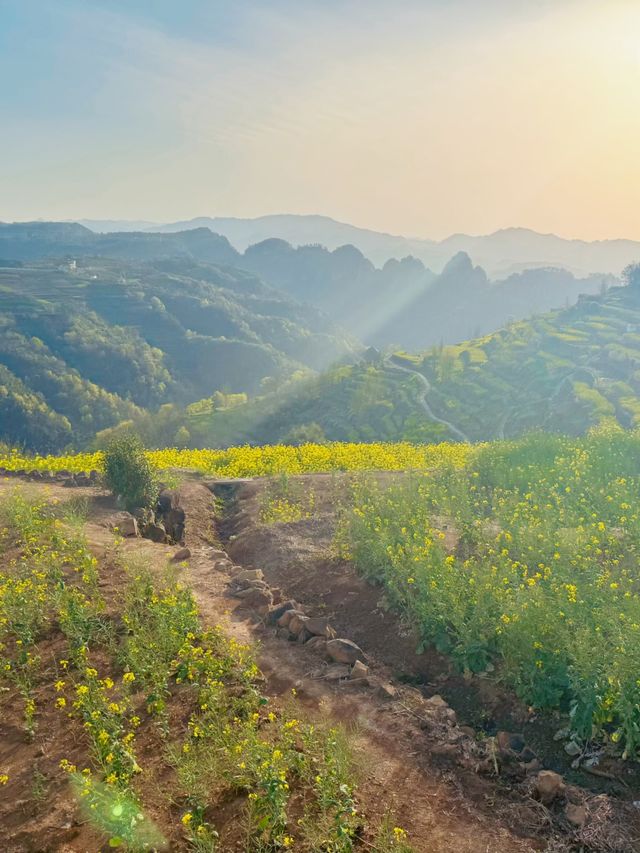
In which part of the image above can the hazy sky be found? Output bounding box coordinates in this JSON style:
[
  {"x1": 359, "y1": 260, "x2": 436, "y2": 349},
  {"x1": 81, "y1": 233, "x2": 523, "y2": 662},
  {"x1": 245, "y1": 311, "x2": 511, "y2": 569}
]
[{"x1": 1, "y1": 0, "x2": 639, "y2": 240}]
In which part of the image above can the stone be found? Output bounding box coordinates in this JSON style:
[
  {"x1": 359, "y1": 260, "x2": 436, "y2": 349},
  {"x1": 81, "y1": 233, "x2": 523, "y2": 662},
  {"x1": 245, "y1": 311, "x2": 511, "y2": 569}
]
[
  {"x1": 350, "y1": 660, "x2": 369, "y2": 679},
  {"x1": 75, "y1": 472, "x2": 91, "y2": 486},
  {"x1": 375, "y1": 681, "x2": 397, "y2": 700},
  {"x1": 145, "y1": 522, "x2": 167, "y2": 543},
  {"x1": 564, "y1": 741, "x2": 582, "y2": 757},
  {"x1": 424, "y1": 695, "x2": 456, "y2": 723},
  {"x1": 276, "y1": 627, "x2": 291, "y2": 641},
  {"x1": 564, "y1": 803, "x2": 587, "y2": 826},
  {"x1": 209, "y1": 548, "x2": 228, "y2": 560},
  {"x1": 323, "y1": 664, "x2": 351, "y2": 681},
  {"x1": 304, "y1": 617, "x2": 336, "y2": 639},
  {"x1": 171, "y1": 547, "x2": 191, "y2": 562},
  {"x1": 234, "y1": 587, "x2": 273, "y2": 609},
  {"x1": 267, "y1": 600, "x2": 299, "y2": 625},
  {"x1": 213, "y1": 559, "x2": 233, "y2": 572},
  {"x1": 534, "y1": 770, "x2": 564, "y2": 805},
  {"x1": 288, "y1": 614, "x2": 309, "y2": 637},
  {"x1": 111, "y1": 512, "x2": 138, "y2": 537},
  {"x1": 305, "y1": 636, "x2": 327, "y2": 653},
  {"x1": 326, "y1": 638, "x2": 365, "y2": 666},
  {"x1": 234, "y1": 568, "x2": 264, "y2": 584},
  {"x1": 277, "y1": 609, "x2": 305, "y2": 629},
  {"x1": 425, "y1": 694, "x2": 449, "y2": 710},
  {"x1": 459, "y1": 726, "x2": 475, "y2": 738}
]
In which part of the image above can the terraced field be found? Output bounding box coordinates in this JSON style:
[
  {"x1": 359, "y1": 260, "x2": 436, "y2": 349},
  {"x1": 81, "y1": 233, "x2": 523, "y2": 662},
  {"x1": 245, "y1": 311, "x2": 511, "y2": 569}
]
[{"x1": 393, "y1": 278, "x2": 640, "y2": 440}]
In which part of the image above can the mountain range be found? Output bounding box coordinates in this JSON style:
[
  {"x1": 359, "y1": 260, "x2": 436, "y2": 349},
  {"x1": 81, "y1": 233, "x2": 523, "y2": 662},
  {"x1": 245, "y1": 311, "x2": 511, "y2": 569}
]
[
  {"x1": 77, "y1": 214, "x2": 640, "y2": 277},
  {"x1": 0, "y1": 221, "x2": 617, "y2": 349}
]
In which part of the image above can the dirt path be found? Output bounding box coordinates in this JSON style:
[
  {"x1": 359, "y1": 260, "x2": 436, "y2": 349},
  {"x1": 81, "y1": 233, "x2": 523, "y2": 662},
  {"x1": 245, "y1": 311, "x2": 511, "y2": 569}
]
[{"x1": 386, "y1": 356, "x2": 471, "y2": 443}]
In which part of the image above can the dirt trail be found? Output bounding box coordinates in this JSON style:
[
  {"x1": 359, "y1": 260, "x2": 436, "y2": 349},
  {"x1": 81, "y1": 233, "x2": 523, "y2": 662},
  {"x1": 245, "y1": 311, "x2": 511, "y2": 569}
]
[
  {"x1": 386, "y1": 356, "x2": 471, "y2": 443},
  {"x1": 168, "y1": 483, "x2": 537, "y2": 853}
]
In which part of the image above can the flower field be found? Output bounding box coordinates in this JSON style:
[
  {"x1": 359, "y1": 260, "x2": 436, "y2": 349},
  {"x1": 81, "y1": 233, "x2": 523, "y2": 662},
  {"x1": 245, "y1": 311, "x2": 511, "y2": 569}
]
[
  {"x1": 0, "y1": 493, "x2": 412, "y2": 852},
  {"x1": 340, "y1": 427, "x2": 640, "y2": 758},
  {"x1": 0, "y1": 441, "x2": 471, "y2": 478}
]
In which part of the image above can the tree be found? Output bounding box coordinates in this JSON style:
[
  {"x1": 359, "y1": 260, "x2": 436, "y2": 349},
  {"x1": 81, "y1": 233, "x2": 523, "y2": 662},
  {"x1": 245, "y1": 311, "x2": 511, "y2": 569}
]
[
  {"x1": 623, "y1": 264, "x2": 640, "y2": 288},
  {"x1": 102, "y1": 435, "x2": 157, "y2": 512}
]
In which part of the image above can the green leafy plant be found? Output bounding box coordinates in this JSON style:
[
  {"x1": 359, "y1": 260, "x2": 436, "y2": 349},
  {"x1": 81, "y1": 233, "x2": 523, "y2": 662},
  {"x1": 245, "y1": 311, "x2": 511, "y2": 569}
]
[{"x1": 102, "y1": 435, "x2": 158, "y2": 512}]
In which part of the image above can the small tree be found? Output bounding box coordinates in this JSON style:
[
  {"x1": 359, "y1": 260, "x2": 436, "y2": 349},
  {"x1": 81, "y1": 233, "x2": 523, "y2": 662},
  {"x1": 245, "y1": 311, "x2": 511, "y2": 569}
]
[{"x1": 102, "y1": 435, "x2": 157, "y2": 512}]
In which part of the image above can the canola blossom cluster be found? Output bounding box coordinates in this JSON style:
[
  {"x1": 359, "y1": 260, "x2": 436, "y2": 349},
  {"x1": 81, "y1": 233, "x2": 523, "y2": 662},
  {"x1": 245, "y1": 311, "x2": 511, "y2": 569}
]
[
  {"x1": 0, "y1": 492, "x2": 410, "y2": 850},
  {"x1": 340, "y1": 427, "x2": 640, "y2": 757},
  {"x1": 0, "y1": 441, "x2": 471, "y2": 478}
]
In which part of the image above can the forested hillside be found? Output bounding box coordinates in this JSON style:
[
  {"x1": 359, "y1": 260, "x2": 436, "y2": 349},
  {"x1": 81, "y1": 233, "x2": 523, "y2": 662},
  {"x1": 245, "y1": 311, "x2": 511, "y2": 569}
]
[
  {"x1": 145, "y1": 267, "x2": 640, "y2": 449},
  {"x1": 0, "y1": 222, "x2": 614, "y2": 349},
  {"x1": 396, "y1": 265, "x2": 640, "y2": 440},
  {"x1": 0, "y1": 258, "x2": 355, "y2": 450}
]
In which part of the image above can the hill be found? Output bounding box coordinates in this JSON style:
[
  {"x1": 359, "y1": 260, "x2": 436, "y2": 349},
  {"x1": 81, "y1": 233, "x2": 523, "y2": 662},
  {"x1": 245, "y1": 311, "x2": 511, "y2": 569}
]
[
  {"x1": 1, "y1": 221, "x2": 616, "y2": 350},
  {"x1": 112, "y1": 213, "x2": 640, "y2": 277},
  {"x1": 239, "y1": 241, "x2": 612, "y2": 347},
  {"x1": 393, "y1": 266, "x2": 640, "y2": 440},
  {"x1": 0, "y1": 258, "x2": 355, "y2": 451},
  {"x1": 156, "y1": 266, "x2": 640, "y2": 448}
]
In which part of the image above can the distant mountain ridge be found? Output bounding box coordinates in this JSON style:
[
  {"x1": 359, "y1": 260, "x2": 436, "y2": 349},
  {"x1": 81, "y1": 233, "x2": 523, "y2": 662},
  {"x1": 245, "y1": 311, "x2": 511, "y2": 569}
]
[
  {"x1": 76, "y1": 214, "x2": 640, "y2": 276},
  {"x1": 0, "y1": 220, "x2": 617, "y2": 351}
]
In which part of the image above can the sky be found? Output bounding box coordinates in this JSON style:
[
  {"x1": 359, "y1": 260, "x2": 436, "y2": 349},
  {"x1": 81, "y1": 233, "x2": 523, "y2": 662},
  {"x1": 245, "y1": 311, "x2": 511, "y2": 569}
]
[{"x1": 1, "y1": 0, "x2": 639, "y2": 240}]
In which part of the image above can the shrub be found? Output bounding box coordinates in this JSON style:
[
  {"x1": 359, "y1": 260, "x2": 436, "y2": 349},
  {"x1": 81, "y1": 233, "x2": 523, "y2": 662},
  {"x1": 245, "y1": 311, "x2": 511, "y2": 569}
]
[{"x1": 102, "y1": 435, "x2": 157, "y2": 512}]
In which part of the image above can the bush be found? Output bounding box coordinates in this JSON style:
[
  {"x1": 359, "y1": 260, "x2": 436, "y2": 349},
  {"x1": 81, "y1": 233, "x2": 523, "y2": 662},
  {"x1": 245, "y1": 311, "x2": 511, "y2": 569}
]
[{"x1": 102, "y1": 435, "x2": 157, "y2": 512}]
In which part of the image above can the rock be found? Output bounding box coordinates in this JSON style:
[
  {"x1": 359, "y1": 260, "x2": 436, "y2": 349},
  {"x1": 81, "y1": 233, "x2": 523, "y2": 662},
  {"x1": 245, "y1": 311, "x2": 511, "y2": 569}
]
[
  {"x1": 271, "y1": 587, "x2": 283, "y2": 605},
  {"x1": 157, "y1": 489, "x2": 177, "y2": 513},
  {"x1": 74, "y1": 472, "x2": 91, "y2": 486},
  {"x1": 234, "y1": 568, "x2": 264, "y2": 584},
  {"x1": 288, "y1": 614, "x2": 309, "y2": 637},
  {"x1": 350, "y1": 660, "x2": 369, "y2": 679},
  {"x1": 145, "y1": 522, "x2": 167, "y2": 543},
  {"x1": 304, "y1": 617, "x2": 336, "y2": 639},
  {"x1": 459, "y1": 726, "x2": 476, "y2": 738},
  {"x1": 296, "y1": 627, "x2": 312, "y2": 644},
  {"x1": 111, "y1": 512, "x2": 138, "y2": 537},
  {"x1": 277, "y1": 609, "x2": 305, "y2": 629},
  {"x1": 564, "y1": 803, "x2": 587, "y2": 826},
  {"x1": 171, "y1": 547, "x2": 191, "y2": 562},
  {"x1": 305, "y1": 636, "x2": 327, "y2": 653},
  {"x1": 564, "y1": 740, "x2": 582, "y2": 757},
  {"x1": 424, "y1": 694, "x2": 456, "y2": 723},
  {"x1": 323, "y1": 664, "x2": 351, "y2": 681},
  {"x1": 535, "y1": 770, "x2": 564, "y2": 805},
  {"x1": 375, "y1": 681, "x2": 397, "y2": 700},
  {"x1": 276, "y1": 627, "x2": 291, "y2": 641},
  {"x1": 89, "y1": 470, "x2": 100, "y2": 483},
  {"x1": 209, "y1": 548, "x2": 228, "y2": 560},
  {"x1": 496, "y1": 731, "x2": 526, "y2": 754},
  {"x1": 425, "y1": 694, "x2": 449, "y2": 710},
  {"x1": 213, "y1": 559, "x2": 233, "y2": 572},
  {"x1": 267, "y1": 600, "x2": 299, "y2": 625},
  {"x1": 326, "y1": 638, "x2": 365, "y2": 666},
  {"x1": 234, "y1": 587, "x2": 273, "y2": 609}
]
